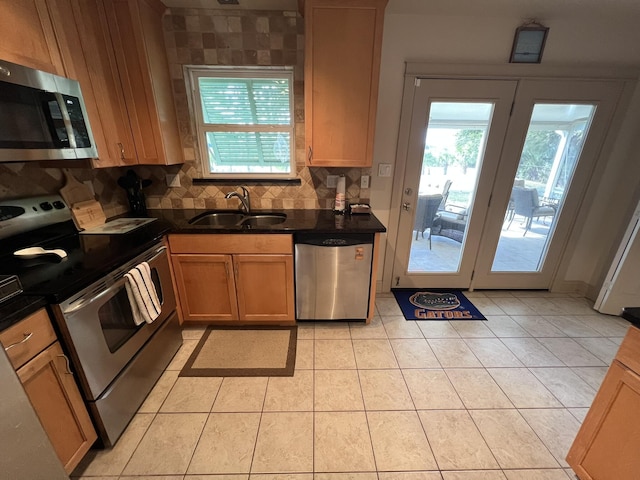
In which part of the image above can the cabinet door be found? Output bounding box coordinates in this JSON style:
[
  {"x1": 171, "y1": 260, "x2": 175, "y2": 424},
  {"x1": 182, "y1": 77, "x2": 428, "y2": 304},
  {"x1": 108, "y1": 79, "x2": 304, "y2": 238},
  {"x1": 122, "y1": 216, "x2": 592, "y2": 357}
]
[
  {"x1": 17, "y1": 342, "x2": 97, "y2": 474},
  {"x1": 171, "y1": 254, "x2": 239, "y2": 322},
  {"x1": 304, "y1": 0, "x2": 387, "y2": 167},
  {"x1": 104, "y1": 0, "x2": 183, "y2": 166},
  {"x1": 49, "y1": 0, "x2": 137, "y2": 167},
  {"x1": 566, "y1": 360, "x2": 640, "y2": 480},
  {"x1": 0, "y1": 0, "x2": 65, "y2": 75},
  {"x1": 235, "y1": 254, "x2": 295, "y2": 322}
]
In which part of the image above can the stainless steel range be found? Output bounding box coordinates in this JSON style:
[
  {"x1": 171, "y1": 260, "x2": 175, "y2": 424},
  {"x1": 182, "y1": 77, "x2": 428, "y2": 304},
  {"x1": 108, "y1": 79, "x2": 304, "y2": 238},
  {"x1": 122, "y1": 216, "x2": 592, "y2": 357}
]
[{"x1": 0, "y1": 195, "x2": 182, "y2": 447}]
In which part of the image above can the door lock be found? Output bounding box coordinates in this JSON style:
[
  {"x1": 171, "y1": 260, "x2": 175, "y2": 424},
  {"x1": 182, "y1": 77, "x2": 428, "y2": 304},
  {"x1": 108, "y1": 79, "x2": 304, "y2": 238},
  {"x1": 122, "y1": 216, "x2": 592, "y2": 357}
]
[
  {"x1": 402, "y1": 202, "x2": 411, "y2": 211},
  {"x1": 404, "y1": 187, "x2": 413, "y2": 195}
]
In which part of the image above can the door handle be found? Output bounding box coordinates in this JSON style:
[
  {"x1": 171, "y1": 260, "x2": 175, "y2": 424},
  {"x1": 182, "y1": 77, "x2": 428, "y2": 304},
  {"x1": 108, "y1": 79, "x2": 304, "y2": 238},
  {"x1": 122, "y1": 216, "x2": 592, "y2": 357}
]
[{"x1": 402, "y1": 202, "x2": 411, "y2": 211}]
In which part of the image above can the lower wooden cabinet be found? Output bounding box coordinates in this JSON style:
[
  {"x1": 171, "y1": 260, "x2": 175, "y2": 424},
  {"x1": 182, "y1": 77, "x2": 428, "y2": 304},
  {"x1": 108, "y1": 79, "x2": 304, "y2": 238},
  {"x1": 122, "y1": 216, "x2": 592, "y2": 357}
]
[
  {"x1": 566, "y1": 326, "x2": 640, "y2": 479},
  {"x1": 169, "y1": 234, "x2": 295, "y2": 324},
  {"x1": 0, "y1": 308, "x2": 96, "y2": 474}
]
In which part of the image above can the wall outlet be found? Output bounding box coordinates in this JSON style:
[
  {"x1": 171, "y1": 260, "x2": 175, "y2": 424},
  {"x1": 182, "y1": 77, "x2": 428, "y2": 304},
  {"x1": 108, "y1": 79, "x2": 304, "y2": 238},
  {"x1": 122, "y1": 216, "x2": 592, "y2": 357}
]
[
  {"x1": 326, "y1": 175, "x2": 339, "y2": 188},
  {"x1": 166, "y1": 174, "x2": 180, "y2": 187},
  {"x1": 360, "y1": 175, "x2": 370, "y2": 189},
  {"x1": 378, "y1": 164, "x2": 392, "y2": 177}
]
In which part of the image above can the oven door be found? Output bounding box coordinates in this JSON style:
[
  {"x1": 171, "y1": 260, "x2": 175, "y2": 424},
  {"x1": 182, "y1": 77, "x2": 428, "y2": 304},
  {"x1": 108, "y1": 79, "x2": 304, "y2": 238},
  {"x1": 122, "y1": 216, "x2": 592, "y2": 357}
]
[{"x1": 53, "y1": 243, "x2": 176, "y2": 401}]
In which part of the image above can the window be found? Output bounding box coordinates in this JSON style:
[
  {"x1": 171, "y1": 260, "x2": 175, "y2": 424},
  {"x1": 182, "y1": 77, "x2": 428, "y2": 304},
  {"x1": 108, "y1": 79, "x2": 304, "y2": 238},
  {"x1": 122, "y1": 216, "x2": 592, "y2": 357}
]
[{"x1": 187, "y1": 66, "x2": 295, "y2": 179}]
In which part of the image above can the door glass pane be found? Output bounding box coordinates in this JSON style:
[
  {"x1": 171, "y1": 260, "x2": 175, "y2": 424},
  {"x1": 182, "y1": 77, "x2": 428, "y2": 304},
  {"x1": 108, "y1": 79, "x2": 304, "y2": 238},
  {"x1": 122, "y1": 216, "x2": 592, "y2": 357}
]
[
  {"x1": 491, "y1": 103, "x2": 596, "y2": 272},
  {"x1": 409, "y1": 102, "x2": 494, "y2": 272}
]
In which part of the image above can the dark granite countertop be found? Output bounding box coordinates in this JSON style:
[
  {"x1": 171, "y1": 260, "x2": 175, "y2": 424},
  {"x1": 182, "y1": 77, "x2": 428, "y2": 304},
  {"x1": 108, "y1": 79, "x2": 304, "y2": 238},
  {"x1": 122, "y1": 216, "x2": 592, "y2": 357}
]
[
  {"x1": 622, "y1": 308, "x2": 640, "y2": 329},
  {"x1": 0, "y1": 295, "x2": 47, "y2": 332},
  {"x1": 147, "y1": 208, "x2": 387, "y2": 234}
]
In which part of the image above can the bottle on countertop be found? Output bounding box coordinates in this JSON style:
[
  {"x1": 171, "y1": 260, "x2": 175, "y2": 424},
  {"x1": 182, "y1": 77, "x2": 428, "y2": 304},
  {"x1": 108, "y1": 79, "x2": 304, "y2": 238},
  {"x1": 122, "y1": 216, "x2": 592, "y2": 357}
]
[{"x1": 334, "y1": 175, "x2": 346, "y2": 214}]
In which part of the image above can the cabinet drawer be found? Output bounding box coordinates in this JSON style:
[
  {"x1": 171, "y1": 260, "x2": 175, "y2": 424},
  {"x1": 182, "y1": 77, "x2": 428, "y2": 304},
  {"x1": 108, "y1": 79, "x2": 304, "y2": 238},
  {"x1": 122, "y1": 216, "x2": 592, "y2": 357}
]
[
  {"x1": 0, "y1": 308, "x2": 57, "y2": 369},
  {"x1": 169, "y1": 234, "x2": 293, "y2": 255},
  {"x1": 617, "y1": 325, "x2": 640, "y2": 373}
]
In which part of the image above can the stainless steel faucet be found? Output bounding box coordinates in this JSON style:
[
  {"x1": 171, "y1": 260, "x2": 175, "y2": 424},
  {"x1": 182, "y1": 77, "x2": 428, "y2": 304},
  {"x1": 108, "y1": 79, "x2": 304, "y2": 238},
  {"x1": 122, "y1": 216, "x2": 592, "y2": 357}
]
[{"x1": 225, "y1": 186, "x2": 251, "y2": 214}]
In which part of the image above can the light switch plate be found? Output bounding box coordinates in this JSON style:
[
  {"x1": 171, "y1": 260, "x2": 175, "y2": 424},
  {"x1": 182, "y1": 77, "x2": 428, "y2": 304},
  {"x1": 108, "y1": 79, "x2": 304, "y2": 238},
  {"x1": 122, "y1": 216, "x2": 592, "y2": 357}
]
[
  {"x1": 326, "y1": 175, "x2": 338, "y2": 188},
  {"x1": 360, "y1": 175, "x2": 370, "y2": 189},
  {"x1": 166, "y1": 174, "x2": 180, "y2": 187},
  {"x1": 378, "y1": 164, "x2": 392, "y2": 177}
]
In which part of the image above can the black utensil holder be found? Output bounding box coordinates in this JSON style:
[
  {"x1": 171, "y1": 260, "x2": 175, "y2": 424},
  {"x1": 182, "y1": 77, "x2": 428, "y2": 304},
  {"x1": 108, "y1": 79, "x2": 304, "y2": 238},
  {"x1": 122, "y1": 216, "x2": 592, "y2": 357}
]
[{"x1": 127, "y1": 190, "x2": 147, "y2": 216}]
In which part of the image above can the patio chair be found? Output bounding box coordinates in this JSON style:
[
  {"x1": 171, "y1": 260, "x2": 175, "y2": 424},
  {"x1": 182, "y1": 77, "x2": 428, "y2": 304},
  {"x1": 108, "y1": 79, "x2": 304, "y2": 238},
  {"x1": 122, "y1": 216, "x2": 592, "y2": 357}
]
[
  {"x1": 414, "y1": 194, "x2": 443, "y2": 249},
  {"x1": 507, "y1": 186, "x2": 557, "y2": 236},
  {"x1": 439, "y1": 179, "x2": 452, "y2": 211}
]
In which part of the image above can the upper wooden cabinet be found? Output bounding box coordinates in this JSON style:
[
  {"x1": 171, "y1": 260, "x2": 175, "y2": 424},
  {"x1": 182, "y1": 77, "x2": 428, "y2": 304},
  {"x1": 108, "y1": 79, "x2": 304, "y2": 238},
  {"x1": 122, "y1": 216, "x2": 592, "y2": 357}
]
[
  {"x1": 304, "y1": 0, "x2": 387, "y2": 167},
  {"x1": 0, "y1": 0, "x2": 65, "y2": 75}
]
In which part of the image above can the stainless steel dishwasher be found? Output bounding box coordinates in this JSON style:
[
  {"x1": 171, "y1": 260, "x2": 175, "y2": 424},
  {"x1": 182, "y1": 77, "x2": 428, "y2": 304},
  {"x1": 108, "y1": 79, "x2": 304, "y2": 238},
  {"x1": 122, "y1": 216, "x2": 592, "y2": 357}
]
[{"x1": 295, "y1": 232, "x2": 374, "y2": 321}]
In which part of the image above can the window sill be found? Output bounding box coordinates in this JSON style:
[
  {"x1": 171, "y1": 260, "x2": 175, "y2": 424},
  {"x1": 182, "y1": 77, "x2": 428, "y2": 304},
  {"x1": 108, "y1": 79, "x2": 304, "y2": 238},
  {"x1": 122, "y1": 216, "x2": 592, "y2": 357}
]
[{"x1": 192, "y1": 178, "x2": 302, "y2": 186}]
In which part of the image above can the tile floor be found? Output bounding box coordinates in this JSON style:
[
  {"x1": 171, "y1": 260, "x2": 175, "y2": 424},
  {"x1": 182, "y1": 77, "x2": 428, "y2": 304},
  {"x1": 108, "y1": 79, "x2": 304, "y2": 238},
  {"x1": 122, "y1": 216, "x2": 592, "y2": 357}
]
[{"x1": 72, "y1": 291, "x2": 631, "y2": 480}]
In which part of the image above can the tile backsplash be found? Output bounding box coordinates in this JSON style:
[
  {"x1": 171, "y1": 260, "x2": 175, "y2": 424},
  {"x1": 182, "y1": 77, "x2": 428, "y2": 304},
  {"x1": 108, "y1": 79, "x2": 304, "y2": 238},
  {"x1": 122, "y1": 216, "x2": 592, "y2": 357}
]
[{"x1": 0, "y1": 7, "x2": 371, "y2": 212}]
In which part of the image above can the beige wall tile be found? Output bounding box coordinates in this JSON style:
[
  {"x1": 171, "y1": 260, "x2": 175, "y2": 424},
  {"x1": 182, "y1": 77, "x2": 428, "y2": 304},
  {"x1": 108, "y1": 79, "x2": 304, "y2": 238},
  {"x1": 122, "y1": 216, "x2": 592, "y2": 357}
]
[
  {"x1": 353, "y1": 339, "x2": 399, "y2": 369},
  {"x1": 212, "y1": 377, "x2": 268, "y2": 412},
  {"x1": 390, "y1": 339, "x2": 440, "y2": 368},
  {"x1": 427, "y1": 339, "x2": 482, "y2": 368},
  {"x1": 314, "y1": 370, "x2": 364, "y2": 411},
  {"x1": 469, "y1": 409, "x2": 559, "y2": 469},
  {"x1": 263, "y1": 370, "x2": 314, "y2": 411},
  {"x1": 187, "y1": 413, "x2": 261, "y2": 474},
  {"x1": 314, "y1": 412, "x2": 376, "y2": 472},
  {"x1": 314, "y1": 340, "x2": 356, "y2": 369},
  {"x1": 403, "y1": 369, "x2": 464, "y2": 410},
  {"x1": 252, "y1": 412, "x2": 313, "y2": 473},
  {"x1": 418, "y1": 410, "x2": 499, "y2": 470},
  {"x1": 367, "y1": 411, "x2": 437, "y2": 471},
  {"x1": 160, "y1": 377, "x2": 223, "y2": 412},
  {"x1": 446, "y1": 369, "x2": 513, "y2": 409},
  {"x1": 487, "y1": 368, "x2": 562, "y2": 408}
]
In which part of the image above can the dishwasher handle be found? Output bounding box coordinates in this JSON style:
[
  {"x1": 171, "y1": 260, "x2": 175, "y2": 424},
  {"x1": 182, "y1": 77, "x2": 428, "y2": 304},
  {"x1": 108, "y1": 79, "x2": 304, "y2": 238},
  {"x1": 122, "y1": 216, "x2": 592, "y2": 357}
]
[{"x1": 294, "y1": 232, "x2": 374, "y2": 247}]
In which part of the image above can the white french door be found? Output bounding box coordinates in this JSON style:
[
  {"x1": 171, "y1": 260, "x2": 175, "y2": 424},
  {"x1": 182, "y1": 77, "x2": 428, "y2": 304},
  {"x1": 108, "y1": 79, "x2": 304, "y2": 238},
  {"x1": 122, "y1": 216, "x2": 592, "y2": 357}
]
[{"x1": 392, "y1": 77, "x2": 624, "y2": 290}]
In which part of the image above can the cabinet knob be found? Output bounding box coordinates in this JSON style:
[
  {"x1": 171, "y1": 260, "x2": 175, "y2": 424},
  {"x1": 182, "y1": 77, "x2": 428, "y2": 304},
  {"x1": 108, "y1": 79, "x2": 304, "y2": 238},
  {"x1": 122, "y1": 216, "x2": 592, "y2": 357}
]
[
  {"x1": 4, "y1": 332, "x2": 33, "y2": 351},
  {"x1": 117, "y1": 142, "x2": 125, "y2": 160}
]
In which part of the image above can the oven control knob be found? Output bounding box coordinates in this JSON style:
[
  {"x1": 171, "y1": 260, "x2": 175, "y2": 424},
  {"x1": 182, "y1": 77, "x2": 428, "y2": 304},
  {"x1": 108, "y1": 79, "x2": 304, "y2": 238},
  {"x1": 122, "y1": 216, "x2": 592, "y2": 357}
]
[
  {"x1": 53, "y1": 201, "x2": 66, "y2": 210},
  {"x1": 39, "y1": 202, "x2": 53, "y2": 211}
]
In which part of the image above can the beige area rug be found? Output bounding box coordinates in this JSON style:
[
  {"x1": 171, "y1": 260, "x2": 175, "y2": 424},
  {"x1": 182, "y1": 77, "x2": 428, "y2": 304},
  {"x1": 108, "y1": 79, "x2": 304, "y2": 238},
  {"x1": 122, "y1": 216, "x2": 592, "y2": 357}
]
[{"x1": 179, "y1": 326, "x2": 297, "y2": 377}]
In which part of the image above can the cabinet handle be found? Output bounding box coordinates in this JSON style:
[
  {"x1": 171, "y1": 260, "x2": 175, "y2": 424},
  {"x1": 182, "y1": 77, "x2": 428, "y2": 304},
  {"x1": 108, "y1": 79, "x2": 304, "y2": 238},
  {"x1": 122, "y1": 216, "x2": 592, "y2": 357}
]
[
  {"x1": 117, "y1": 142, "x2": 125, "y2": 160},
  {"x1": 0, "y1": 65, "x2": 11, "y2": 77},
  {"x1": 307, "y1": 146, "x2": 312, "y2": 164},
  {"x1": 4, "y1": 332, "x2": 33, "y2": 351},
  {"x1": 57, "y1": 354, "x2": 74, "y2": 375}
]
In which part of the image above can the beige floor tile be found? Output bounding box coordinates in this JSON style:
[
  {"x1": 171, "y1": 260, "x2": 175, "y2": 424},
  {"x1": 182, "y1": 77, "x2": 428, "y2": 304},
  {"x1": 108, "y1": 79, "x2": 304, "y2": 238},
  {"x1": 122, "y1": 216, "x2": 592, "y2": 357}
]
[
  {"x1": 137, "y1": 370, "x2": 179, "y2": 413},
  {"x1": 545, "y1": 298, "x2": 594, "y2": 316},
  {"x1": 511, "y1": 316, "x2": 566, "y2": 338},
  {"x1": 565, "y1": 468, "x2": 579, "y2": 479},
  {"x1": 353, "y1": 339, "x2": 399, "y2": 368},
  {"x1": 544, "y1": 316, "x2": 602, "y2": 338},
  {"x1": 568, "y1": 408, "x2": 589, "y2": 423},
  {"x1": 368, "y1": 411, "x2": 437, "y2": 471},
  {"x1": 530, "y1": 368, "x2": 597, "y2": 408},
  {"x1": 166, "y1": 339, "x2": 200, "y2": 371},
  {"x1": 467, "y1": 298, "x2": 506, "y2": 315},
  {"x1": 418, "y1": 410, "x2": 498, "y2": 470},
  {"x1": 578, "y1": 315, "x2": 630, "y2": 337},
  {"x1": 608, "y1": 336, "x2": 624, "y2": 346},
  {"x1": 120, "y1": 476, "x2": 183, "y2": 480},
  {"x1": 482, "y1": 291, "x2": 515, "y2": 298},
  {"x1": 417, "y1": 321, "x2": 461, "y2": 338},
  {"x1": 446, "y1": 369, "x2": 513, "y2": 409},
  {"x1": 378, "y1": 473, "x2": 443, "y2": 480},
  {"x1": 469, "y1": 409, "x2": 559, "y2": 469},
  {"x1": 297, "y1": 323, "x2": 315, "y2": 340},
  {"x1": 72, "y1": 476, "x2": 119, "y2": 480},
  {"x1": 441, "y1": 472, "x2": 506, "y2": 480},
  {"x1": 212, "y1": 377, "x2": 268, "y2": 412},
  {"x1": 536, "y1": 338, "x2": 605, "y2": 367},
  {"x1": 296, "y1": 339, "x2": 314, "y2": 369},
  {"x1": 382, "y1": 316, "x2": 425, "y2": 338},
  {"x1": 403, "y1": 369, "x2": 464, "y2": 410},
  {"x1": 484, "y1": 316, "x2": 531, "y2": 337},
  {"x1": 316, "y1": 473, "x2": 378, "y2": 480},
  {"x1": 377, "y1": 297, "x2": 404, "y2": 316},
  {"x1": 570, "y1": 366, "x2": 608, "y2": 390},
  {"x1": 314, "y1": 412, "x2": 376, "y2": 472},
  {"x1": 350, "y1": 316, "x2": 388, "y2": 339},
  {"x1": 492, "y1": 298, "x2": 541, "y2": 316},
  {"x1": 315, "y1": 322, "x2": 352, "y2": 339},
  {"x1": 518, "y1": 297, "x2": 571, "y2": 315},
  {"x1": 428, "y1": 339, "x2": 482, "y2": 368},
  {"x1": 252, "y1": 412, "x2": 313, "y2": 473},
  {"x1": 122, "y1": 413, "x2": 207, "y2": 476},
  {"x1": 359, "y1": 369, "x2": 415, "y2": 410},
  {"x1": 264, "y1": 370, "x2": 314, "y2": 411},
  {"x1": 314, "y1": 369, "x2": 364, "y2": 411},
  {"x1": 487, "y1": 368, "x2": 562, "y2": 408},
  {"x1": 500, "y1": 338, "x2": 564, "y2": 367},
  {"x1": 181, "y1": 327, "x2": 207, "y2": 340},
  {"x1": 187, "y1": 413, "x2": 261, "y2": 474},
  {"x1": 464, "y1": 339, "x2": 524, "y2": 367},
  {"x1": 73, "y1": 414, "x2": 154, "y2": 477},
  {"x1": 503, "y1": 470, "x2": 571, "y2": 480},
  {"x1": 573, "y1": 337, "x2": 619, "y2": 364},
  {"x1": 450, "y1": 320, "x2": 496, "y2": 338},
  {"x1": 253, "y1": 475, "x2": 312, "y2": 480},
  {"x1": 314, "y1": 339, "x2": 357, "y2": 369},
  {"x1": 519, "y1": 409, "x2": 582, "y2": 468},
  {"x1": 160, "y1": 377, "x2": 223, "y2": 412},
  {"x1": 390, "y1": 339, "x2": 440, "y2": 368},
  {"x1": 465, "y1": 291, "x2": 489, "y2": 298}
]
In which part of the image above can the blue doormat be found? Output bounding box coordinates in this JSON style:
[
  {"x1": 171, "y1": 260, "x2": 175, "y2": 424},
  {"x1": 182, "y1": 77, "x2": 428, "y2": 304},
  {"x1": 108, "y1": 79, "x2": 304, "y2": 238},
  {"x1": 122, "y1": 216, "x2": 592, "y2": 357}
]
[{"x1": 391, "y1": 289, "x2": 486, "y2": 321}]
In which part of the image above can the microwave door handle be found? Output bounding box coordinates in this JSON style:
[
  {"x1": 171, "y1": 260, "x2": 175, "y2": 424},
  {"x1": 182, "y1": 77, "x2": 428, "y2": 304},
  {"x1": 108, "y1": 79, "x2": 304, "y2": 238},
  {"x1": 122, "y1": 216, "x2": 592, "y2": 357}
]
[
  {"x1": 63, "y1": 276, "x2": 127, "y2": 315},
  {"x1": 148, "y1": 246, "x2": 167, "y2": 263},
  {"x1": 54, "y1": 92, "x2": 77, "y2": 148}
]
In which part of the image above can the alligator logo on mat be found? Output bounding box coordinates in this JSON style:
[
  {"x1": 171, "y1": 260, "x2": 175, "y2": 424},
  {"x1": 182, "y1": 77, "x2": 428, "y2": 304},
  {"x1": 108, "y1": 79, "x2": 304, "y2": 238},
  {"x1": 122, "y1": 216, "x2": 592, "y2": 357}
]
[{"x1": 409, "y1": 291, "x2": 461, "y2": 311}]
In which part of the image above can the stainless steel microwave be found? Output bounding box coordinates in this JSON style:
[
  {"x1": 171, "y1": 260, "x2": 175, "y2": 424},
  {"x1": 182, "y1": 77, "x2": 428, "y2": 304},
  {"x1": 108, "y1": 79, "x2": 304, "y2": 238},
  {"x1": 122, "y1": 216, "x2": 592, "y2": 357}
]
[{"x1": 0, "y1": 59, "x2": 97, "y2": 162}]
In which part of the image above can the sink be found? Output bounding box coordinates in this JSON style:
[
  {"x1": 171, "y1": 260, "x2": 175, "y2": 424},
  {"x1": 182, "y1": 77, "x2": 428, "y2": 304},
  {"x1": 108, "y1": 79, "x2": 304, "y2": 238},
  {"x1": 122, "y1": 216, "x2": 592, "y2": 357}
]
[
  {"x1": 188, "y1": 211, "x2": 245, "y2": 226},
  {"x1": 188, "y1": 211, "x2": 287, "y2": 228},
  {"x1": 240, "y1": 214, "x2": 287, "y2": 227}
]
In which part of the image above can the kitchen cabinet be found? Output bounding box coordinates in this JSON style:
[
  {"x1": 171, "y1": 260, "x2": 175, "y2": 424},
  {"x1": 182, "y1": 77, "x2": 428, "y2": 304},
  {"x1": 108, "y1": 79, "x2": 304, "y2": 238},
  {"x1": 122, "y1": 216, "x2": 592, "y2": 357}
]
[
  {"x1": 0, "y1": 308, "x2": 97, "y2": 474},
  {"x1": 566, "y1": 325, "x2": 640, "y2": 480},
  {"x1": 0, "y1": 0, "x2": 65, "y2": 75},
  {"x1": 169, "y1": 234, "x2": 295, "y2": 324},
  {"x1": 304, "y1": 0, "x2": 387, "y2": 167}
]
